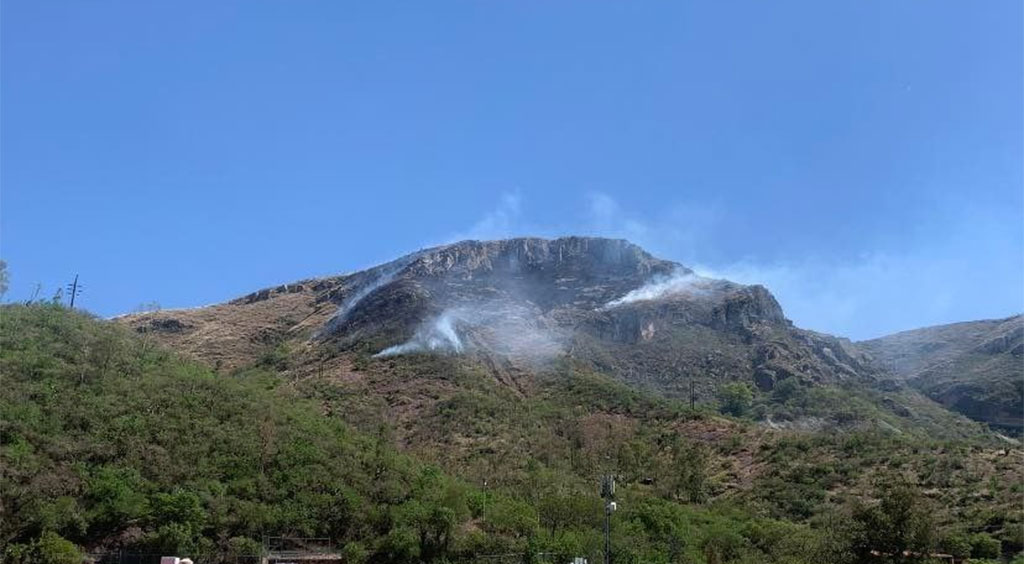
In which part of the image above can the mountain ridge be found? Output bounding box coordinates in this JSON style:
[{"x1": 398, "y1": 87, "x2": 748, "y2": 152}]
[
  {"x1": 120, "y1": 237, "x2": 886, "y2": 394},
  {"x1": 115, "y1": 236, "x2": 993, "y2": 443},
  {"x1": 860, "y1": 314, "x2": 1024, "y2": 431}
]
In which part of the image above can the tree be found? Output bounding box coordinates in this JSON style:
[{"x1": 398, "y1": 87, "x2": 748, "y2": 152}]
[
  {"x1": 717, "y1": 383, "x2": 753, "y2": 417},
  {"x1": 539, "y1": 493, "x2": 600, "y2": 535},
  {"x1": 227, "y1": 537, "x2": 263, "y2": 557},
  {"x1": 772, "y1": 377, "x2": 803, "y2": 403},
  {"x1": 661, "y1": 437, "x2": 709, "y2": 503},
  {"x1": 340, "y1": 542, "x2": 369, "y2": 564},
  {"x1": 940, "y1": 534, "x2": 972, "y2": 561},
  {"x1": 4, "y1": 532, "x2": 83, "y2": 564},
  {"x1": 701, "y1": 522, "x2": 747, "y2": 564},
  {"x1": 968, "y1": 533, "x2": 1001, "y2": 559},
  {"x1": 849, "y1": 481, "x2": 936, "y2": 563}
]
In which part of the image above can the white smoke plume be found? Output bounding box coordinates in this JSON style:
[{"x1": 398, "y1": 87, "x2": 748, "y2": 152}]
[
  {"x1": 603, "y1": 270, "x2": 713, "y2": 309},
  {"x1": 374, "y1": 303, "x2": 564, "y2": 362},
  {"x1": 323, "y1": 256, "x2": 417, "y2": 336},
  {"x1": 375, "y1": 310, "x2": 465, "y2": 357}
]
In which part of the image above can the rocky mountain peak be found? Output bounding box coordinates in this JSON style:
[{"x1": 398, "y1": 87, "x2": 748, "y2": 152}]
[
  {"x1": 401, "y1": 237, "x2": 676, "y2": 280},
  {"x1": 324, "y1": 237, "x2": 684, "y2": 331},
  {"x1": 308, "y1": 237, "x2": 878, "y2": 396},
  {"x1": 119, "y1": 236, "x2": 882, "y2": 401}
]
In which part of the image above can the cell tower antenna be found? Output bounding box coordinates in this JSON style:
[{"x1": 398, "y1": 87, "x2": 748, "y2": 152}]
[{"x1": 602, "y1": 475, "x2": 616, "y2": 564}]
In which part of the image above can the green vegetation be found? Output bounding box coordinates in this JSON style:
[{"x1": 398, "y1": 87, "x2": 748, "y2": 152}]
[
  {"x1": 2, "y1": 304, "x2": 1021, "y2": 563},
  {"x1": 717, "y1": 383, "x2": 753, "y2": 417},
  {"x1": 1, "y1": 304, "x2": 485, "y2": 561}
]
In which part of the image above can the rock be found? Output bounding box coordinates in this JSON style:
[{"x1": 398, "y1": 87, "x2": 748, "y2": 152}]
[{"x1": 136, "y1": 317, "x2": 191, "y2": 333}]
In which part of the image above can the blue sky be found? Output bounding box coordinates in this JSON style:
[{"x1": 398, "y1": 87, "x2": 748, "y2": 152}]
[{"x1": 2, "y1": 1, "x2": 1021, "y2": 340}]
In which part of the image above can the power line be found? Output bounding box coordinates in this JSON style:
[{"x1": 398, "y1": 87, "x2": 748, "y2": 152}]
[{"x1": 66, "y1": 274, "x2": 83, "y2": 309}]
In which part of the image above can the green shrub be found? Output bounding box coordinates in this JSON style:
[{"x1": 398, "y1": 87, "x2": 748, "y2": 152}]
[
  {"x1": 9, "y1": 532, "x2": 85, "y2": 564},
  {"x1": 969, "y1": 532, "x2": 1002, "y2": 559},
  {"x1": 772, "y1": 378, "x2": 803, "y2": 403},
  {"x1": 940, "y1": 533, "x2": 972, "y2": 560},
  {"x1": 227, "y1": 536, "x2": 262, "y2": 556},
  {"x1": 484, "y1": 499, "x2": 539, "y2": 537},
  {"x1": 340, "y1": 541, "x2": 369, "y2": 564},
  {"x1": 718, "y1": 383, "x2": 753, "y2": 417}
]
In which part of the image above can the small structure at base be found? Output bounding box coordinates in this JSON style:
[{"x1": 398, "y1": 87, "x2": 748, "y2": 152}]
[{"x1": 262, "y1": 537, "x2": 344, "y2": 564}]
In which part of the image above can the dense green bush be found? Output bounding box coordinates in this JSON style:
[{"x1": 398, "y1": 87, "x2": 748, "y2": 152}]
[
  {"x1": 969, "y1": 532, "x2": 1002, "y2": 559},
  {"x1": 4, "y1": 531, "x2": 83, "y2": 564},
  {"x1": 717, "y1": 383, "x2": 753, "y2": 417}
]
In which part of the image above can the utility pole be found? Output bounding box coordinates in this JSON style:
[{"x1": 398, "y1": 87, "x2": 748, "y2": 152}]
[
  {"x1": 601, "y1": 475, "x2": 616, "y2": 564},
  {"x1": 66, "y1": 274, "x2": 82, "y2": 309},
  {"x1": 689, "y1": 378, "x2": 695, "y2": 410}
]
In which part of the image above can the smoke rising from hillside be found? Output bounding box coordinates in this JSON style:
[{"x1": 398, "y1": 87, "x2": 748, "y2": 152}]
[
  {"x1": 323, "y1": 257, "x2": 416, "y2": 336},
  {"x1": 375, "y1": 310, "x2": 464, "y2": 357},
  {"x1": 374, "y1": 303, "x2": 564, "y2": 362},
  {"x1": 603, "y1": 270, "x2": 712, "y2": 309}
]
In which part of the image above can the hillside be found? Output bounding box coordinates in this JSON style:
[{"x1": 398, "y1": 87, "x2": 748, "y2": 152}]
[
  {"x1": 1, "y1": 304, "x2": 808, "y2": 563},
  {"x1": 5, "y1": 303, "x2": 1022, "y2": 564},
  {"x1": 6, "y1": 237, "x2": 1022, "y2": 563},
  {"x1": 121, "y1": 237, "x2": 950, "y2": 427},
  {"x1": 117, "y1": 238, "x2": 994, "y2": 448},
  {"x1": 860, "y1": 316, "x2": 1024, "y2": 431},
  {"x1": 1, "y1": 304, "x2": 514, "y2": 562}
]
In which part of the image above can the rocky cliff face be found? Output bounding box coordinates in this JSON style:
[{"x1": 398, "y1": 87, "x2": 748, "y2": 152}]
[
  {"x1": 301, "y1": 237, "x2": 883, "y2": 399},
  {"x1": 119, "y1": 237, "x2": 890, "y2": 402},
  {"x1": 860, "y1": 316, "x2": 1024, "y2": 431}
]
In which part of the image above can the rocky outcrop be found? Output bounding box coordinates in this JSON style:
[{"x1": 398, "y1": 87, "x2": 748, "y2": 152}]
[
  {"x1": 709, "y1": 285, "x2": 788, "y2": 333},
  {"x1": 322, "y1": 238, "x2": 679, "y2": 346}
]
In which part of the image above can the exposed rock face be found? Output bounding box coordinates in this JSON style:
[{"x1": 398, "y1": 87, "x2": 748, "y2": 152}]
[
  {"x1": 314, "y1": 237, "x2": 881, "y2": 398},
  {"x1": 119, "y1": 236, "x2": 889, "y2": 401},
  {"x1": 710, "y1": 285, "x2": 788, "y2": 332},
  {"x1": 323, "y1": 238, "x2": 677, "y2": 348},
  {"x1": 860, "y1": 315, "x2": 1024, "y2": 430}
]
